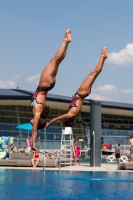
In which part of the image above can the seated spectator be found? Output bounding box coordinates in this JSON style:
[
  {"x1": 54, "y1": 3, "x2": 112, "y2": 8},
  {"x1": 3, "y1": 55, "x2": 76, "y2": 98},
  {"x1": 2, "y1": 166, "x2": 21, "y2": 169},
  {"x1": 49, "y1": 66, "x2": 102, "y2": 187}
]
[
  {"x1": 9, "y1": 145, "x2": 18, "y2": 153},
  {"x1": 46, "y1": 151, "x2": 56, "y2": 159},
  {"x1": 9, "y1": 145, "x2": 14, "y2": 153},
  {"x1": 61, "y1": 144, "x2": 66, "y2": 158},
  {"x1": 19, "y1": 146, "x2": 26, "y2": 153},
  {"x1": 128, "y1": 152, "x2": 133, "y2": 162},
  {"x1": 1, "y1": 151, "x2": 10, "y2": 160},
  {"x1": 13, "y1": 146, "x2": 18, "y2": 153},
  {"x1": 31, "y1": 151, "x2": 40, "y2": 168},
  {"x1": 121, "y1": 149, "x2": 125, "y2": 156}
]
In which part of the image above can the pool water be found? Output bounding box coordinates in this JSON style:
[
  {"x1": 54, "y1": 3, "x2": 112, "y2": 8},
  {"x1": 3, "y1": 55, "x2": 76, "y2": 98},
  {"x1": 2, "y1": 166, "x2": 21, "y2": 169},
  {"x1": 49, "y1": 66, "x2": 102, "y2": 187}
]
[{"x1": 0, "y1": 169, "x2": 133, "y2": 200}]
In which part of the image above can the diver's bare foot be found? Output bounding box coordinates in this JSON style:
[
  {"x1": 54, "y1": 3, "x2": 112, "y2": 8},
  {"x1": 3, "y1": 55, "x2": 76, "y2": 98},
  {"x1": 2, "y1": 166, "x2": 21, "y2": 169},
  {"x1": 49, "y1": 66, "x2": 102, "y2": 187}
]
[
  {"x1": 64, "y1": 28, "x2": 72, "y2": 43},
  {"x1": 32, "y1": 146, "x2": 39, "y2": 152},
  {"x1": 101, "y1": 47, "x2": 108, "y2": 59}
]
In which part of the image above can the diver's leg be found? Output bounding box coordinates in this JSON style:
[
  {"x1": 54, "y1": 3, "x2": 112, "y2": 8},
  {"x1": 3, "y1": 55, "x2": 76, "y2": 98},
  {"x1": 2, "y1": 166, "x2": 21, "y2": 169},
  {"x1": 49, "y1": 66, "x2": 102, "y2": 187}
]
[
  {"x1": 39, "y1": 29, "x2": 72, "y2": 86},
  {"x1": 78, "y1": 47, "x2": 108, "y2": 94}
]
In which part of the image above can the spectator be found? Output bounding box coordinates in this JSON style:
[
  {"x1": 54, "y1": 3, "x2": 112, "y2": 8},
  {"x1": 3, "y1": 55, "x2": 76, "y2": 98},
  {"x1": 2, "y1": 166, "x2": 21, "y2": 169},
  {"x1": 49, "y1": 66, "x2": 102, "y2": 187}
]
[
  {"x1": 70, "y1": 137, "x2": 75, "y2": 158},
  {"x1": 127, "y1": 152, "x2": 133, "y2": 161},
  {"x1": 31, "y1": 151, "x2": 40, "y2": 168},
  {"x1": 115, "y1": 144, "x2": 121, "y2": 163},
  {"x1": 19, "y1": 147, "x2": 26, "y2": 153},
  {"x1": 74, "y1": 144, "x2": 81, "y2": 164},
  {"x1": 13, "y1": 146, "x2": 18, "y2": 153},
  {"x1": 121, "y1": 149, "x2": 125, "y2": 156},
  {"x1": 129, "y1": 136, "x2": 133, "y2": 162},
  {"x1": 1, "y1": 151, "x2": 10, "y2": 160},
  {"x1": 9, "y1": 145, "x2": 14, "y2": 153},
  {"x1": 9, "y1": 145, "x2": 18, "y2": 153},
  {"x1": 61, "y1": 143, "x2": 66, "y2": 158},
  {"x1": 26, "y1": 138, "x2": 32, "y2": 152},
  {"x1": 46, "y1": 151, "x2": 56, "y2": 159}
]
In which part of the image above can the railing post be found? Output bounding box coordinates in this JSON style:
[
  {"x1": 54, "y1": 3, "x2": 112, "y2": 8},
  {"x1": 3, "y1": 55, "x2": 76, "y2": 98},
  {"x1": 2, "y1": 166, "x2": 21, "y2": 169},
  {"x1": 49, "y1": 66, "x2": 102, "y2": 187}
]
[
  {"x1": 90, "y1": 100, "x2": 101, "y2": 167},
  {"x1": 93, "y1": 131, "x2": 95, "y2": 167}
]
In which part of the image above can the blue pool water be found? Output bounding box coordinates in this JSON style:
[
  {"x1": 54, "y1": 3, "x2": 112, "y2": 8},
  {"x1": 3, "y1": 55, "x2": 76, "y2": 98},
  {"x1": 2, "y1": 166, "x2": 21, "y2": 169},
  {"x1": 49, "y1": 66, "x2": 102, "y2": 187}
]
[{"x1": 0, "y1": 169, "x2": 133, "y2": 200}]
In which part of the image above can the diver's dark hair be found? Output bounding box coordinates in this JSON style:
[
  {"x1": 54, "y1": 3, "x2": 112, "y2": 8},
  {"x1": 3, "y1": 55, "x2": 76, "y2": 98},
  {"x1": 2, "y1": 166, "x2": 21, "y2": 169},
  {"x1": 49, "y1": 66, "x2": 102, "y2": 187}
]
[
  {"x1": 38, "y1": 118, "x2": 46, "y2": 129},
  {"x1": 41, "y1": 105, "x2": 50, "y2": 118},
  {"x1": 64, "y1": 118, "x2": 75, "y2": 127}
]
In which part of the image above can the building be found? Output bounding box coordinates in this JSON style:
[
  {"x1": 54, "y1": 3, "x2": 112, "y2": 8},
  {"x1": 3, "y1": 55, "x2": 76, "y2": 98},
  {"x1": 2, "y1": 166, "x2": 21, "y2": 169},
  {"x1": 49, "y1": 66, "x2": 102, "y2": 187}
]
[{"x1": 0, "y1": 89, "x2": 133, "y2": 150}]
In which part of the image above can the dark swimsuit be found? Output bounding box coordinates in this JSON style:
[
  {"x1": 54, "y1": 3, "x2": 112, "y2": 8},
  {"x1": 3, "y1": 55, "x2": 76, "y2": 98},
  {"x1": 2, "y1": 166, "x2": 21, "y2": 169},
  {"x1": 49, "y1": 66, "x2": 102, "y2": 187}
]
[
  {"x1": 30, "y1": 80, "x2": 56, "y2": 110},
  {"x1": 68, "y1": 91, "x2": 90, "y2": 111}
]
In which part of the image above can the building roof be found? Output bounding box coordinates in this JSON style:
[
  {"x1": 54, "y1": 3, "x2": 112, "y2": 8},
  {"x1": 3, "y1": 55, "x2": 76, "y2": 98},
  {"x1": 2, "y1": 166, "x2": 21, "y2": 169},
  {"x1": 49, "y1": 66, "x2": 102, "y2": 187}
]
[{"x1": 0, "y1": 89, "x2": 133, "y2": 112}]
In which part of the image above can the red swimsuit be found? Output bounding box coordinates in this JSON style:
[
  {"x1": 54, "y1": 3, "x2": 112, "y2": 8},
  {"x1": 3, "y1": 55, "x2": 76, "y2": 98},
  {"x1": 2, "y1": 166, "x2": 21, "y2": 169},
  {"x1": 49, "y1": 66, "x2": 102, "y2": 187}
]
[
  {"x1": 35, "y1": 153, "x2": 39, "y2": 159},
  {"x1": 68, "y1": 91, "x2": 90, "y2": 111}
]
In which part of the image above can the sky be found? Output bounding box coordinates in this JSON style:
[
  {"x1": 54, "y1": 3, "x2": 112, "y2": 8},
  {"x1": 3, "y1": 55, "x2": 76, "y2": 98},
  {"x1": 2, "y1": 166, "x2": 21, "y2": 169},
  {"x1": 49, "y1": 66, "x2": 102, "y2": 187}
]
[{"x1": 0, "y1": 0, "x2": 133, "y2": 104}]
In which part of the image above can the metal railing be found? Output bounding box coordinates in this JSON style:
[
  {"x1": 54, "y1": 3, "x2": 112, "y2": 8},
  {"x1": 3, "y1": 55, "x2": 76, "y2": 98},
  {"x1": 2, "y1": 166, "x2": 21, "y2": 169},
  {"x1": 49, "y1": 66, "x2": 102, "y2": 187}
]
[{"x1": 93, "y1": 131, "x2": 95, "y2": 167}]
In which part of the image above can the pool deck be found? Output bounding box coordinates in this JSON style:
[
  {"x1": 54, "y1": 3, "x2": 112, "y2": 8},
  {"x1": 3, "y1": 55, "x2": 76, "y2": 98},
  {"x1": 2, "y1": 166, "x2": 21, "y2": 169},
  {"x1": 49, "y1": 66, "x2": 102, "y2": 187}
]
[{"x1": 0, "y1": 163, "x2": 133, "y2": 172}]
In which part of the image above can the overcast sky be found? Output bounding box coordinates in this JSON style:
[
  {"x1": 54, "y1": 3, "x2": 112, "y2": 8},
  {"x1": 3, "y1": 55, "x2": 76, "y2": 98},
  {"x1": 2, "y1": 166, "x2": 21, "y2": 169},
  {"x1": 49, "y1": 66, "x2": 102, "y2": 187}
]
[{"x1": 0, "y1": 1, "x2": 133, "y2": 104}]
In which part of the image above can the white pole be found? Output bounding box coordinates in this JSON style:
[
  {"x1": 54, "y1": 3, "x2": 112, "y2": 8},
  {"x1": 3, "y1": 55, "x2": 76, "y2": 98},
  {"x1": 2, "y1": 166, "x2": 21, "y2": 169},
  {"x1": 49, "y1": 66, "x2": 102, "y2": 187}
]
[
  {"x1": 93, "y1": 131, "x2": 95, "y2": 166},
  {"x1": 44, "y1": 128, "x2": 46, "y2": 150}
]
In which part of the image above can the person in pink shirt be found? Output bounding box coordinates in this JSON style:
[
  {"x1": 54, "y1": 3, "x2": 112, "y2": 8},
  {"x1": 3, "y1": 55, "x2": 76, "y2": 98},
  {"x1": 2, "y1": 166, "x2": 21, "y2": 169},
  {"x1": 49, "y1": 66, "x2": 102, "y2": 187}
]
[
  {"x1": 26, "y1": 138, "x2": 32, "y2": 152},
  {"x1": 74, "y1": 144, "x2": 81, "y2": 164}
]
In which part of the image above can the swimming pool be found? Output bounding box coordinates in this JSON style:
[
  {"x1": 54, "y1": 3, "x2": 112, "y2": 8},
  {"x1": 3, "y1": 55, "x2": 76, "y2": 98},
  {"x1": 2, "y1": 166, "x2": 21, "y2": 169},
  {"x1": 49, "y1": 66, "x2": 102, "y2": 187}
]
[{"x1": 0, "y1": 169, "x2": 133, "y2": 200}]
